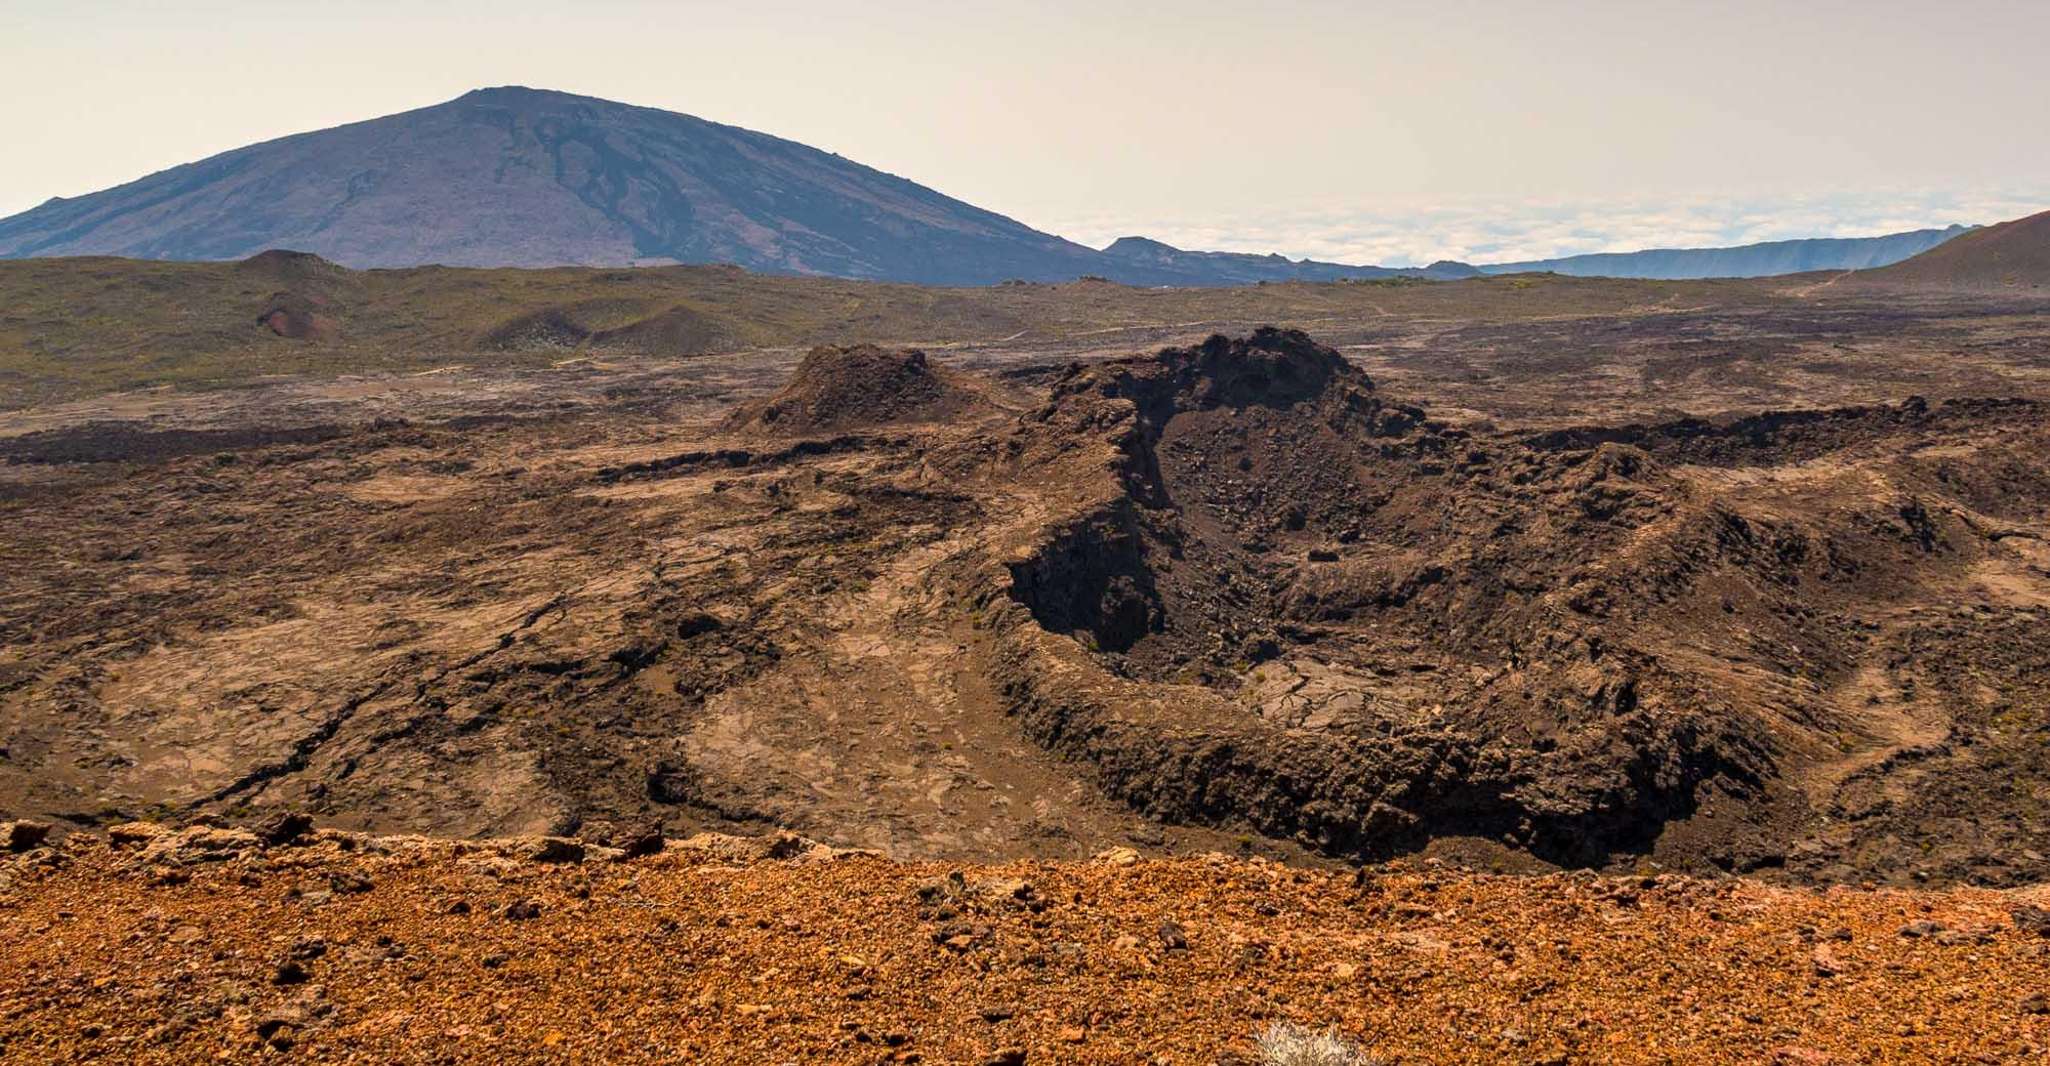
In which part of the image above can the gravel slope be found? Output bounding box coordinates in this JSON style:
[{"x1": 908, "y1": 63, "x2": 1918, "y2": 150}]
[{"x1": 3, "y1": 825, "x2": 2046, "y2": 1064}]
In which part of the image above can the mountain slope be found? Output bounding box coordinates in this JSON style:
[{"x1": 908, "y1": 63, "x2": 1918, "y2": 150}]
[
  {"x1": 1480, "y1": 225, "x2": 1970, "y2": 279},
  {"x1": 1864, "y1": 209, "x2": 2050, "y2": 288},
  {"x1": 0, "y1": 87, "x2": 1122, "y2": 285}
]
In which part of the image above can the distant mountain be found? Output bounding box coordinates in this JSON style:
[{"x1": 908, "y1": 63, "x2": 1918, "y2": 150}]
[
  {"x1": 1098, "y1": 236, "x2": 1479, "y2": 283},
  {"x1": 1478, "y1": 226, "x2": 1971, "y2": 279},
  {"x1": 0, "y1": 86, "x2": 1482, "y2": 287},
  {"x1": 0, "y1": 86, "x2": 1994, "y2": 287},
  {"x1": 0, "y1": 87, "x2": 1127, "y2": 286},
  {"x1": 1864, "y1": 210, "x2": 2050, "y2": 288}
]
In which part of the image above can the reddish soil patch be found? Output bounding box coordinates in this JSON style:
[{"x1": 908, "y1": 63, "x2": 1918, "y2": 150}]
[
  {"x1": 257, "y1": 292, "x2": 340, "y2": 341},
  {"x1": 2, "y1": 827, "x2": 2046, "y2": 1064}
]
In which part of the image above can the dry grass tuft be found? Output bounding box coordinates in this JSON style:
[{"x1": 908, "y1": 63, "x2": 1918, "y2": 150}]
[{"x1": 1254, "y1": 1022, "x2": 1379, "y2": 1066}]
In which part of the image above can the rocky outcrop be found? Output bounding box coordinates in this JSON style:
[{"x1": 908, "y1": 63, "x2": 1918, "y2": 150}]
[{"x1": 979, "y1": 329, "x2": 2049, "y2": 874}]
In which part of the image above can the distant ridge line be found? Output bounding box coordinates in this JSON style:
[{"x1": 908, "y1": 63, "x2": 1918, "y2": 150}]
[{"x1": 0, "y1": 86, "x2": 1989, "y2": 284}]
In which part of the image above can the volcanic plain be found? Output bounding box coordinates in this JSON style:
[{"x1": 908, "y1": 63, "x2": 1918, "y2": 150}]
[{"x1": 4, "y1": 261, "x2": 2050, "y2": 1061}]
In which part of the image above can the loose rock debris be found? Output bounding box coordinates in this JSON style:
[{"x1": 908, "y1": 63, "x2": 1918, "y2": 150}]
[{"x1": 1, "y1": 827, "x2": 2046, "y2": 1064}]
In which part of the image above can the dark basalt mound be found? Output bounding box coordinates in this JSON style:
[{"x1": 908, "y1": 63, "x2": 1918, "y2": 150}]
[
  {"x1": 993, "y1": 329, "x2": 2050, "y2": 874},
  {"x1": 725, "y1": 345, "x2": 974, "y2": 436}
]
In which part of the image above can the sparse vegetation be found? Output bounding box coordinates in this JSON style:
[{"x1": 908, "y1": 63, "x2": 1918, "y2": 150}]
[
  {"x1": 0, "y1": 253, "x2": 1797, "y2": 409},
  {"x1": 1254, "y1": 1022, "x2": 1378, "y2": 1066}
]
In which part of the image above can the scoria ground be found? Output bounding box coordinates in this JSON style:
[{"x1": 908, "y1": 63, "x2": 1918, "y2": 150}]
[{"x1": 2, "y1": 825, "x2": 2048, "y2": 1064}]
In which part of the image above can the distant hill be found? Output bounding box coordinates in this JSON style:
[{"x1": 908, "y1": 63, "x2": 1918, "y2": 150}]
[
  {"x1": 1479, "y1": 226, "x2": 1971, "y2": 279},
  {"x1": 1864, "y1": 210, "x2": 2050, "y2": 288},
  {"x1": 1098, "y1": 236, "x2": 1479, "y2": 283},
  {"x1": 0, "y1": 87, "x2": 1130, "y2": 286},
  {"x1": 0, "y1": 87, "x2": 1467, "y2": 288}
]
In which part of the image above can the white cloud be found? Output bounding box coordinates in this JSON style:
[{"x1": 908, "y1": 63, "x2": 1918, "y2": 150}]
[{"x1": 1042, "y1": 187, "x2": 2050, "y2": 267}]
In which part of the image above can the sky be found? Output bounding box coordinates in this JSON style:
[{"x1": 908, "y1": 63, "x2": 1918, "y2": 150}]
[{"x1": 3, "y1": 0, "x2": 2047, "y2": 265}]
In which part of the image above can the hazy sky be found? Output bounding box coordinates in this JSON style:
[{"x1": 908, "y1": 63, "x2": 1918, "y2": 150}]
[{"x1": 4, "y1": 0, "x2": 2046, "y2": 264}]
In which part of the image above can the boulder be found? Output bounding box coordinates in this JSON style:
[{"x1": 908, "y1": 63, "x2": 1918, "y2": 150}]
[{"x1": 1, "y1": 820, "x2": 52, "y2": 852}]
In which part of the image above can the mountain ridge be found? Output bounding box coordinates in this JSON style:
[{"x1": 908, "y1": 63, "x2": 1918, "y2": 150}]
[
  {"x1": 1478, "y1": 225, "x2": 1973, "y2": 279},
  {"x1": 0, "y1": 86, "x2": 1988, "y2": 284},
  {"x1": 1097, "y1": 235, "x2": 1480, "y2": 282}
]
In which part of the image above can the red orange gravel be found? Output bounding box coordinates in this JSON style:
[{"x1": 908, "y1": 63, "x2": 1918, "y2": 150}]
[{"x1": 2, "y1": 828, "x2": 2047, "y2": 1064}]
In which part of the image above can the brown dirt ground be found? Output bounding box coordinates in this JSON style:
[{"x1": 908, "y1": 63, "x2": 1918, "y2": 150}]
[{"x1": 3, "y1": 828, "x2": 2048, "y2": 1065}]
